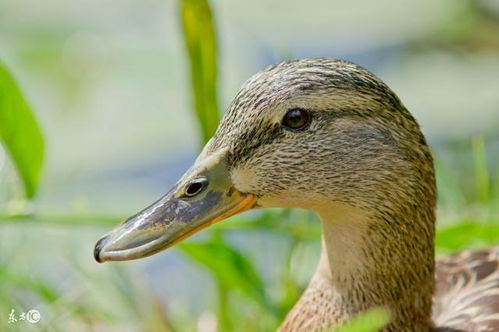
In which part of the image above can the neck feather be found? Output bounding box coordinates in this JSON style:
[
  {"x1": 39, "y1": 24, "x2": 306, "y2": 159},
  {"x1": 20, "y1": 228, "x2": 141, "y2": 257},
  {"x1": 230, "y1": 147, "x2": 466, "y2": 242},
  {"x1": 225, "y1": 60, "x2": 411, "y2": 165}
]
[{"x1": 279, "y1": 204, "x2": 435, "y2": 332}]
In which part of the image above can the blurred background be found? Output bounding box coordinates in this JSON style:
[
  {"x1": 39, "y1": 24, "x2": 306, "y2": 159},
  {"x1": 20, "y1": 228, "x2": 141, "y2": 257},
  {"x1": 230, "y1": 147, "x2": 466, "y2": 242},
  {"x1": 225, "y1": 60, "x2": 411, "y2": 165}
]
[{"x1": 0, "y1": 0, "x2": 499, "y2": 331}]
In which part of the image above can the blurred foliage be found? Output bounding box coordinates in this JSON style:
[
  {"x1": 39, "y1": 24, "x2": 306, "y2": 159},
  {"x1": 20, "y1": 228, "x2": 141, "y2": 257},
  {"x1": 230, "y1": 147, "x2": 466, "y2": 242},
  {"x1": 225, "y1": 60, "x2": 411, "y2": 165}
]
[
  {"x1": 0, "y1": 0, "x2": 499, "y2": 331},
  {"x1": 417, "y1": 0, "x2": 499, "y2": 53},
  {"x1": 436, "y1": 222, "x2": 499, "y2": 253},
  {"x1": 0, "y1": 60, "x2": 44, "y2": 199},
  {"x1": 329, "y1": 307, "x2": 390, "y2": 332},
  {"x1": 179, "y1": 236, "x2": 273, "y2": 331},
  {"x1": 472, "y1": 136, "x2": 490, "y2": 205},
  {"x1": 180, "y1": 0, "x2": 220, "y2": 146}
]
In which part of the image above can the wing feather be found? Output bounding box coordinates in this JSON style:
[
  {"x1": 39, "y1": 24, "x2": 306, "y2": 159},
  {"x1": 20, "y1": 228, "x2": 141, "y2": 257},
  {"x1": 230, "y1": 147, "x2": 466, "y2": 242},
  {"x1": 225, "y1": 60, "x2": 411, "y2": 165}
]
[{"x1": 432, "y1": 247, "x2": 499, "y2": 332}]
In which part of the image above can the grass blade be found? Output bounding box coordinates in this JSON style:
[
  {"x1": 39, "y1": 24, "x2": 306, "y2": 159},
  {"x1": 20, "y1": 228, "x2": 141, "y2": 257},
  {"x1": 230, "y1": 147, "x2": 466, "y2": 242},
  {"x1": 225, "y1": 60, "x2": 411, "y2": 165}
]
[
  {"x1": 0, "y1": 59, "x2": 44, "y2": 198},
  {"x1": 179, "y1": 0, "x2": 220, "y2": 145},
  {"x1": 330, "y1": 307, "x2": 390, "y2": 332},
  {"x1": 471, "y1": 136, "x2": 490, "y2": 205},
  {"x1": 178, "y1": 238, "x2": 268, "y2": 309}
]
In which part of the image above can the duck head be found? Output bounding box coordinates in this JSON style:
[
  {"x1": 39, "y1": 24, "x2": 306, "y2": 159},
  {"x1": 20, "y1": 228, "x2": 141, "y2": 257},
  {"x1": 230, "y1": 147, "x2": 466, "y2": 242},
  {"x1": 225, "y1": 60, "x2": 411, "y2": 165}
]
[{"x1": 94, "y1": 58, "x2": 434, "y2": 263}]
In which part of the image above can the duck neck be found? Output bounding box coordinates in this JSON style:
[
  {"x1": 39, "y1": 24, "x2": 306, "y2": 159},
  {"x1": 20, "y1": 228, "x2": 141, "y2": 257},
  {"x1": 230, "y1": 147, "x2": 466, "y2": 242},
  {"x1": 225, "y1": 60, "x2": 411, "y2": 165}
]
[{"x1": 280, "y1": 204, "x2": 435, "y2": 332}]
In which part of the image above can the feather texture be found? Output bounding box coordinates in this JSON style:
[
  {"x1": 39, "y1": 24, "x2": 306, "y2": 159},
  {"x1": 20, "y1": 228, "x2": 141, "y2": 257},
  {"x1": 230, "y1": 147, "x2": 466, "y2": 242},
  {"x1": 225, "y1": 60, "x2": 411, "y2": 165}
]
[
  {"x1": 199, "y1": 58, "x2": 498, "y2": 331},
  {"x1": 433, "y1": 247, "x2": 499, "y2": 331}
]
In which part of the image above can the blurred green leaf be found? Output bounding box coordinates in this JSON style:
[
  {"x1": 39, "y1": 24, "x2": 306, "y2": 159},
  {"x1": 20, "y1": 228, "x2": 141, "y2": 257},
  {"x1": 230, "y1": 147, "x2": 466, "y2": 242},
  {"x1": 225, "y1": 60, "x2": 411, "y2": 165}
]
[
  {"x1": 0, "y1": 59, "x2": 44, "y2": 198},
  {"x1": 0, "y1": 211, "x2": 123, "y2": 225},
  {"x1": 215, "y1": 209, "x2": 321, "y2": 240},
  {"x1": 471, "y1": 136, "x2": 490, "y2": 205},
  {"x1": 329, "y1": 307, "x2": 390, "y2": 332},
  {"x1": 178, "y1": 238, "x2": 269, "y2": 309},
  {"x1": 276, "y1": 238, "x2": 303, "y2": 319},
  {"x1": 179, "y1": 0, "x2": 220, "y2": 146},
  {"x1": 434, "y1": 157, "x2": 467, "y2": 217},
  {"x1": 436, "y1": 221, "x2": 499, "y2": 251},
  {"x1": 0, "y1": 268, "x2": 59, "y2": 302}
]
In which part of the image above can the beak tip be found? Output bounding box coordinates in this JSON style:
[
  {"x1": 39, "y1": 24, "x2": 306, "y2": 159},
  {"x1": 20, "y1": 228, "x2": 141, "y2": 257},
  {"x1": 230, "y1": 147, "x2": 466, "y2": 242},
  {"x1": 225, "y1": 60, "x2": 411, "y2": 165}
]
[{"x1": 94, "y1": 236, "x2": 108, "y2": 263}]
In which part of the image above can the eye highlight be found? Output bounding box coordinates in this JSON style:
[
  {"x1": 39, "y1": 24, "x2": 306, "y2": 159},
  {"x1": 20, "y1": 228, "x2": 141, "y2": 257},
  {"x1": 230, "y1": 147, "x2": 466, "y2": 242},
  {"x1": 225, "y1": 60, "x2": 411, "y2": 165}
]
[{"x1": 281, "y1": 108, "x2": 310, "y2": 131}]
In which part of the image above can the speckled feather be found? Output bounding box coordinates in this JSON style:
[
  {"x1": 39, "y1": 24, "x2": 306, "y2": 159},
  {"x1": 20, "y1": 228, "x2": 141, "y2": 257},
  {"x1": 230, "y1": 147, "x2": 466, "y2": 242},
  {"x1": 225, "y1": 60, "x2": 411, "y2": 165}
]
[
  {"x1": 433, "y1": 248, "x2": 499, "y2": 331},
  {"x1": 200, "y1": 59, "x2": 498, "y2": 331}
]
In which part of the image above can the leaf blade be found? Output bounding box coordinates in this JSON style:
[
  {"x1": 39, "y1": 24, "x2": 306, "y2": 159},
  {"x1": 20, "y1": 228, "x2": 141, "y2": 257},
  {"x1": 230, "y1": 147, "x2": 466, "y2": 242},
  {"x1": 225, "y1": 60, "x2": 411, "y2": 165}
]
[
  {"x1": 331, "y1": 307, "x2": 390, "y2": 332},
  {"x1": 179, "y1": 0, "x2": 220, "y2": 146},
  {"x1": 178, "y1": 239, "x2": 269, "y2": 309},
  {"x1": 0, "y1": 60, "x2": 44, "y2": 198}
]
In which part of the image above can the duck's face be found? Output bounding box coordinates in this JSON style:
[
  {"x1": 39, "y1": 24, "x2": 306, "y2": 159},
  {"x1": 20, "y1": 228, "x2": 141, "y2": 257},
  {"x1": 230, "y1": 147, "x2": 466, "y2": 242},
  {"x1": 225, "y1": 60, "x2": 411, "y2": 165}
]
[
  {"x1": 94, "y1": 59, "x2": 428, "y2": 262},
  {"x1": 222, "y1": 88, "x2": 402, "y2": 213}
]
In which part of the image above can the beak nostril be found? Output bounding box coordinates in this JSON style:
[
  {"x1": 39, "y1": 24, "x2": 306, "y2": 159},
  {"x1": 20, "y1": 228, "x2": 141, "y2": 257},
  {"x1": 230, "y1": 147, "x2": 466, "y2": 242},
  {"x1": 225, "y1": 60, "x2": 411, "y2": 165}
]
[{"x1": 184, "y1": 178, "x2": 208, "y2": 197}]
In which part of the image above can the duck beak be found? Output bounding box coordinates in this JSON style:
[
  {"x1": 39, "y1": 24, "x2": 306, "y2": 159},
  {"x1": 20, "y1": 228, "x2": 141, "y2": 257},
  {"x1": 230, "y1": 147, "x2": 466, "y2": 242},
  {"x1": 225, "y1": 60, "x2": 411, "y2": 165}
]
[{"x1": 94, "y1": 153, "x2": 256, "y2": 263}]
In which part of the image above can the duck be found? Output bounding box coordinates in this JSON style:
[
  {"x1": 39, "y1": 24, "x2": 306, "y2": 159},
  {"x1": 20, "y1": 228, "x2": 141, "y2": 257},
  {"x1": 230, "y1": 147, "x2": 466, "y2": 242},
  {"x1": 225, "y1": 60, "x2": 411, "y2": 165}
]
[{"x1": 94, "y1": 58, "x2": 499, "y2": 331}]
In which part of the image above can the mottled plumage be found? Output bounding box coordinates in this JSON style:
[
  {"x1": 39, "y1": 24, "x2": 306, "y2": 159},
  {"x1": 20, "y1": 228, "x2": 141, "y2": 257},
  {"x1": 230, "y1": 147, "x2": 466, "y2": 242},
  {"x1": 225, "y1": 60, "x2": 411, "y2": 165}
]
[
  {"x1": 202, "y1": 59, "x2": 498, "y2": 331},
  {"x1": 433, "y1": 248, "x2": 499, "y2": 331}
]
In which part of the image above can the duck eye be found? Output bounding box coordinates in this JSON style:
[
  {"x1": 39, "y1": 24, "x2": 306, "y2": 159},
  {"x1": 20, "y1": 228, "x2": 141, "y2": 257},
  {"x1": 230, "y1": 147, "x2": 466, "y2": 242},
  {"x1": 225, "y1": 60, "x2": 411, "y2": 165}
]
[{"x1": 282, "y1": 108, "x2": 310, "y2": 131}]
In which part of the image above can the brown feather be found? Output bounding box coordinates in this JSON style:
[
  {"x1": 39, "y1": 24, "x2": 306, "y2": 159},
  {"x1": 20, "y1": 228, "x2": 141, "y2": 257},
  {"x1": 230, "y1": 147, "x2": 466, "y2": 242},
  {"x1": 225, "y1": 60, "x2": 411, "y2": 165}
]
[{"x1": 433, "y1": 248, "x2": 499, "y2": 332}]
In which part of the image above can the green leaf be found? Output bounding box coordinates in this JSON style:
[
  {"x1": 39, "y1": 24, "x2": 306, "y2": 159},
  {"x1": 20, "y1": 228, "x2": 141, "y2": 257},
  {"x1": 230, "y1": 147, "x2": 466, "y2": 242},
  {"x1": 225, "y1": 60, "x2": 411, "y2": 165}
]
[
  {"x1": 214, "y1": 209, "x2": 322, "y2": 240},
  {"x1": 0, "y1": 60, "x2": 44, "y2": 198},
  {"x1": 434, "y1": 156, "x2": 466, "y2": 214},
  {"x1": 471, "y1": 136, "x2": 490, "y2": 204},
  {"x1": 329, "y1": 307, "x2": 390, "y2": 332},
  {"x1": 0, "y1": 268, "x2": 59, "y2": 303},
  {"x1": 436, "y1": 221, "x2": 499, "y2": 251},
  {"x1": 179, "y1": 0, "x2": 220, "y2": 146},
  {"x1": 178, "y1": 238, "x2": 269, "y2": 309}
]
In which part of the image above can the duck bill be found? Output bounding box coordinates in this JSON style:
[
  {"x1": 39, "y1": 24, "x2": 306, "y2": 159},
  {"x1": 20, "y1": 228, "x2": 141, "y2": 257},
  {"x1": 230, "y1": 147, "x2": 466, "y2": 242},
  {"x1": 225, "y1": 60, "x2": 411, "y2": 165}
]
[{"x1": 94, "y1": 153, "x2": 256, "y2": 263}]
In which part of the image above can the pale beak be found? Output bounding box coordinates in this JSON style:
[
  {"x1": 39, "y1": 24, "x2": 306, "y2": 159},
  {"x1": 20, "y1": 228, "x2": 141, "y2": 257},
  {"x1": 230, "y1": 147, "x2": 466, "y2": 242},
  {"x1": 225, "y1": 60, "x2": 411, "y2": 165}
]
[{"x1": 94, "y1": 154, "x2": 256, "y2": 262}]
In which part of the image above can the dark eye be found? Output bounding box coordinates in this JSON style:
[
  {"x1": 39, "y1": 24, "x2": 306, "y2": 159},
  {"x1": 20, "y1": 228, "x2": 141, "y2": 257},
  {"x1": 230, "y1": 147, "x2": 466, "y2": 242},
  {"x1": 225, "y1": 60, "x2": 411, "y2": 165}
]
[{"x1": 282, "y1": 108, "x2": 310, "y2": 131}]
